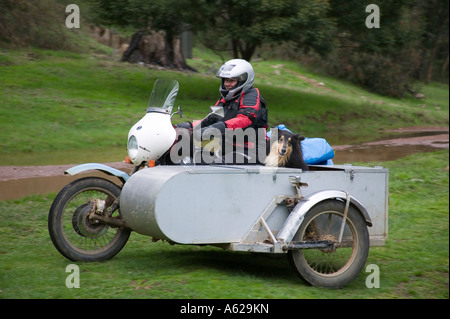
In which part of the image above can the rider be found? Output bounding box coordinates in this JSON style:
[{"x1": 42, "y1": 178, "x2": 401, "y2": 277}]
[{"x1": 178, "y1": 59, "x2": 268, "y2": 163}]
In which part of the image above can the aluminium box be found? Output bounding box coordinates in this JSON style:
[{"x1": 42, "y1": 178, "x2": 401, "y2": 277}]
[{"x1": 120, "y1": 164, "x2": 388, "y2": 246}]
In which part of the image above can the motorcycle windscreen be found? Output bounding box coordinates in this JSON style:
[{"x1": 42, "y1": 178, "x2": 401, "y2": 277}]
[{"x1": 147, "y1": 79, "x2": 179, "y2": 113}]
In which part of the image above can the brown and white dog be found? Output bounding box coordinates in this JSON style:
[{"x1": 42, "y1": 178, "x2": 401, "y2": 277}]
[{"x1": 265, "y1": 128, "x2": 308, "y2": 170}]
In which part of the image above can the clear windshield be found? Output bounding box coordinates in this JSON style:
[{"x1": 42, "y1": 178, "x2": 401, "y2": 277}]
[{"x1": 146, "y1": 79, "x2": 179, "y2": 113}]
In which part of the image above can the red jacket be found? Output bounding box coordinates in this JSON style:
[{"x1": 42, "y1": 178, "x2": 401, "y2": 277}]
[{"x1": 200, "y1": 87, "x2": 268, "y2": 131}]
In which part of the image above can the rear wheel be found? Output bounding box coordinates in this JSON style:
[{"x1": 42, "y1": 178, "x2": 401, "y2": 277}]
[
  {"x1": 48, "y1": 177, "x2": 130, "y2": 262},
  {"x1": 288, "y1": 199, "x2": 370, "y2": 288}
]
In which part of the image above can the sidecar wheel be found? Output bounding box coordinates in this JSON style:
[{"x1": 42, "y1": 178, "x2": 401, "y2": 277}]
[
  {"x1": 48, "y1": 177, "x2": 131, "y2": 262},
  {"x1": 288, "y1": 199, "x2": 369, "y2": 288}
]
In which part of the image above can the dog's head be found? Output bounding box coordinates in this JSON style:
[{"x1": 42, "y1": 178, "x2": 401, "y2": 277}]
[{"x1": 270, "y1": 128, "x2": 305, "y2": 157}]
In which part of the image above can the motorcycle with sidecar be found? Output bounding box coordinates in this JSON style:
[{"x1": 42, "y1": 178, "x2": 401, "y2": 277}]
[{"x1": 48, "y1": 79, "x2": 388, "y2": 288}]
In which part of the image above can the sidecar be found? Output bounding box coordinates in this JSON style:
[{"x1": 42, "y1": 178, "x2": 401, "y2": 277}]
[
  {"x1": 116, "y1": 163, "x2": 388, "y2": 288},
  {"x1": 48, "y1": 77, "x2": 389, "y2": 288},
  {"x1": 120, "y1": 164, "x2": 388, "y2": 247},
  {"x1": 50, "y1": 159, "x2": 388, "y2": 288}
]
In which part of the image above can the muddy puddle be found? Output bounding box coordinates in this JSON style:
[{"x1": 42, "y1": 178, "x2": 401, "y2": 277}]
[
  {"x1": 333, "y1": 132, "x2": 449, "y2": 163},
  {"x1": 0, "y1": 163, "x2": 133, "y2": 201},
  {"x1": 334, "y1": 143, "x2": 443, "y2": 163},
  {"x1": 0, "y1": 128, "x2": 448, "y2": 201}
]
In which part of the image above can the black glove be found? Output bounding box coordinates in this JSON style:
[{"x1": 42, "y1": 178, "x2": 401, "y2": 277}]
[
  {"x1": 176, "y1": 122, "x2": 192, "y2": 129},
  {"x1": 193, "y1": 121, "x2": 226, "y2": 141}
]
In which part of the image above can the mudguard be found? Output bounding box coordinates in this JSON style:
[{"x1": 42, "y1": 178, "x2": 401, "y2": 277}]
[
  {"x1": 65, "y1": 163, "x2": 130, "y2": 183},
  {"x1": 277, "y1": 189, "x2": 372, "y2": 244}
]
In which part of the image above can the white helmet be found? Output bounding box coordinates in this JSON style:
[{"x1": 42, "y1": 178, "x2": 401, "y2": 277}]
[{"x1": 216, "y1": 59, "x2": 255, "y2": 101}]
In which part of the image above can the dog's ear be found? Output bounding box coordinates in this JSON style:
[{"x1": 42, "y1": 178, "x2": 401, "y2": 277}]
[{"x1": 293, "y1": 134, "x2": 305, "y2": 142}]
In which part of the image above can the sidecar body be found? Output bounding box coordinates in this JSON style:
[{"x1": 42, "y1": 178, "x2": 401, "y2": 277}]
[{"x1": 119, "y1": 164, "x2": 388, "y2": 251}]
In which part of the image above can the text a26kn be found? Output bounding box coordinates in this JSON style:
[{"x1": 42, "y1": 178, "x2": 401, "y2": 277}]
[{"x1": 180, "y1": 303, "x2": 269, "y2": 316}]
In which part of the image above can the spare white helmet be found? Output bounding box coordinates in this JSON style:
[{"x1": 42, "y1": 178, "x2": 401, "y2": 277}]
[{"x1": 216, "y1": 59, "x2": 255, "y2": 101}]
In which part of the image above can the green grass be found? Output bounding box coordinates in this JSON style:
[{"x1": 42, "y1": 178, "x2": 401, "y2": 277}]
[
  {"x1": 0, "y1": 150, "x2": 448, "y2": 299},
  {"x1": 0, "y1": 47, "x2": 448, "y2": 165}
]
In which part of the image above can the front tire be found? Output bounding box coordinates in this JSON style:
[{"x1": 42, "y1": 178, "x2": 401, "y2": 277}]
[
  {"x1": 288, "y1": 199, "x2": 370, "y2": 288},
  {"x1": 48, "y1": 177, "x2": 131, "y2": 262}
]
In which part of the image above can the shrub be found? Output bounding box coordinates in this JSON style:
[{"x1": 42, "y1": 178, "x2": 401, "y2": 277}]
[
  {"x1": 0, "y1": 0, "x2": 74, "y2": 50},
  {"x1": 323, "y1": 46, "x2": 422, "y2": 97}
]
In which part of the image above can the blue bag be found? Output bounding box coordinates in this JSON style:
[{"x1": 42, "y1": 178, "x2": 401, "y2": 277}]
[{"x1": 301, "y1": 138, "x2": 334, "y2": 165}]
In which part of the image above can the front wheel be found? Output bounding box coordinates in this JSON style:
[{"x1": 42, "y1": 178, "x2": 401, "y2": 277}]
[
  {"x1": 288, "y1": 199, "x2": 370, "y2": 288},
  {"x1": 48, "y1": 177, "x2": 131, "y2": 262}
]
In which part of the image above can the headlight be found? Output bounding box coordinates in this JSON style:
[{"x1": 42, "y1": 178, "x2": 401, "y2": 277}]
[{"x1": 127, "y1": 135, "x2": 138, "y2": 161}]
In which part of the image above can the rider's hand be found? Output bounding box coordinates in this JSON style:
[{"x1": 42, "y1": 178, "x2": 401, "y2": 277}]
[
  {"x1": 193, "y1": 121, "x2": 226, "y2": 141},
  {"x1": 176, "y1": 122, "x2": 192, "y2": 129}
]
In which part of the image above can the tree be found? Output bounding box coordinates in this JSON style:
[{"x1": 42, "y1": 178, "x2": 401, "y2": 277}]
[
  {"x1": 90, "y1": 0, "x2": 198, "y2": 69},
  {"x1": 0, "y1": 0, "x2": 74, "y2": 50},
  {"x1": 324, "y1": 0, "x2": 426, "y2": 96},
  {"x1": 200, "y1": 0, "x2": 336, "y2": 61},
  {"x1": 415, "y1": 0, "x2": 449, "y2": 83},
  {"x1": 90, "y1": 0, "x2": 336, "y2": 65}
]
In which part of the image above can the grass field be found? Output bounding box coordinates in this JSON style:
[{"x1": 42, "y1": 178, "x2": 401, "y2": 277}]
[{"x1": 0, "y1": 46, "x2": 448, "y2": 300}]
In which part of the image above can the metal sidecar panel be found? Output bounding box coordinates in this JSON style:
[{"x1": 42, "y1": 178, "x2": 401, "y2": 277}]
[
  {"x1": 120, "y1": 165, "x2": 297, "y2": 244},
  {"x1": 119, "y1": 164, "x2": 388, "y2": 246}
]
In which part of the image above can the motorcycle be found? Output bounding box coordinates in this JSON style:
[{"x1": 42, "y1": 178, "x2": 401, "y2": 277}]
[{"x1": 48, "y1": 79, "x2": 388, "y2": 288}]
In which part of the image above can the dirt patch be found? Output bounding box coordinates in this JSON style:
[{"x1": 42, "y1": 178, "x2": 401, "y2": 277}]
[
  {"x1": 384, "y1": 126, "x2": 449, "y2": 133},
  {"x1": 287, "y1": 70, "x2": 337, "y2": 93},
  {"x1": 333, "y1": 132, "x2": 449, "y2": 151},
  {"x1": 0, "y1": 162, "x2": 134, "y2": 201},
  {"x1": 0, "y1": 162, "x2": 133, "y2": 182},
  {"x1": 272, "y1": 64, "x2": 336, "y2": 92}
]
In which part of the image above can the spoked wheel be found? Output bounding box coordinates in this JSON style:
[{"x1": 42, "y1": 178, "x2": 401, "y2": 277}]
[
  {"x1": 48, "y1": 177, "x2": 131, "y2": 262},
  {"x1": 288, "y1": 199, "x2": 370, "y2": 288}
]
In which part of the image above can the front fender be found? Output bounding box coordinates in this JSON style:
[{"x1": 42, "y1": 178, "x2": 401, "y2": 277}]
[
  {"x1": 277, "y1": 190, "x2": 372, "y2": 244},
  {"x1": 65, "y1": 163, "x2": 130, "y2": 183}
]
